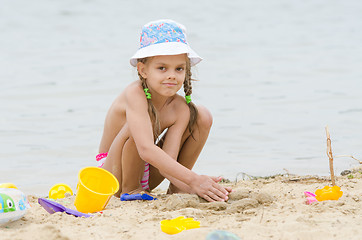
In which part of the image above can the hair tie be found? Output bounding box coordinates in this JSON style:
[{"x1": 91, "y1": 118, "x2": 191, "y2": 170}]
[
  {"x1": 185, "y1": 95, "x2": 191, "y2": 104},
  {"x1": 144, "y1": 88, "x2": 151, "y2": 99}
]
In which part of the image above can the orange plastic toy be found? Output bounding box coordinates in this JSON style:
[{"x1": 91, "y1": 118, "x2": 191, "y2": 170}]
[
  {"x1": 160, "y1": 216, "x2": 200, "y2": 235},
  {"x1": 315, "y1": 185, "x2": 343, "y2": 201}
]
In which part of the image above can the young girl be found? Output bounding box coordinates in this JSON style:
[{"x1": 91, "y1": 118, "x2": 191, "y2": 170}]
[{"x1": 97, "y1": 19, "x2": 232, "y2": 202}]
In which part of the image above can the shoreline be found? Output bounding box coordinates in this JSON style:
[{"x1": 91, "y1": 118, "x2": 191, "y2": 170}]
[{"x1": 1, "y1": 165, "x2": 361, "y2": 240}]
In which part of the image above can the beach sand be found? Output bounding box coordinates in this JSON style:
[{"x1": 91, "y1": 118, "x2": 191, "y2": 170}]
[{"x1": 1, "y1": 166, "x2": 361, "y2": 240}]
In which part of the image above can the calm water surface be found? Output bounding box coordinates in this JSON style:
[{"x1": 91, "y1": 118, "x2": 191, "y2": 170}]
[{"x1": 1, "y1": 0, "x2": 361, "y2": 195}]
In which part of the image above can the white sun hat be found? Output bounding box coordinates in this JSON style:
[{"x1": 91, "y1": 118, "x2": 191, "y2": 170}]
[{"x1": 130, "y1": 19, "x2": 202, "y2": 67}]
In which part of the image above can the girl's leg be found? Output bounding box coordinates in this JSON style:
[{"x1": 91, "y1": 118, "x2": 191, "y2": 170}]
[
  {"x1": 102, "y1": 123, "x2": 146, "y2": 197},
  {"x1": 120, "y1": 137, "x2": 147, "y2": 194},
  {"x1": 148, "y1": 105, "x2": 213, "y2": 192}
]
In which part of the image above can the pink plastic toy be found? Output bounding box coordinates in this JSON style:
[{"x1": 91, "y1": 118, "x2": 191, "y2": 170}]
[{"x1": 304, "y1": 191, "x2": 318, "y2": 204}]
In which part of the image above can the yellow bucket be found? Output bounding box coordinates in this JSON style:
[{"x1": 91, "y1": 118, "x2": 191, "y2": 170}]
[{"x1": 74, "y1": 167, "x2": 119, "y2": 213}]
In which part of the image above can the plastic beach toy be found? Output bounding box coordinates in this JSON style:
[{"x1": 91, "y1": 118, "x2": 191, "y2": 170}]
[
  {"x1": 0, "y1": 187, "x2": 30, "y2": 225},
  {"x1": 121, "y1": 193, "x2": 157, "y2": 201},
  {"x1": 160, "y1": 216, "x2": 200, "y2": 235},
  {"x1": 74, "y1": 167, "x2": 119, "y2": 213},
  {"x1": 206, "y1": 230, "x2": 241, "y2": 240},
  {"x1": 304, "y1": 191, "x2": 318, "y2": 205},
  {"x1": 0, "y1": 183, "x2": 18, "y2": 189},
  {"x1": 315, "y1": 185, "x2": 343, "y2": 201},
  {"x1": 49, "y1": 183, "x2": 73, "y2": 199},
  {"x1": 38, "y1": 198, "x2": 92, "y2": 218}
]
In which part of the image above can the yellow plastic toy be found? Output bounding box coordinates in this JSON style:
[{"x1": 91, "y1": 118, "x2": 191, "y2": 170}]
[
  {"x1": 74, "y1": 167, "x2": 119, "y2": 213},
  {"x1": 160, "y1": 216, "x2": 200, "y2": 235},
  {"x1": 49, "y1": 184, "x2": 73, "y2": 199},
  {"x1": 0, "y1": 183, "x2": 18, "y2": 189},
  {"x1": 315, "y1": 185, "x2": 343, "y2": 201}
]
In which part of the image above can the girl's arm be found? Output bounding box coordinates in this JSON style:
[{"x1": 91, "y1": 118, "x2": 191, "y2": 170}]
[
  {"x1": 126, "y1": 85, "x2": 229, "y2": 202},
  {"x1": 153, "y1": 108, "x2": 192, "y2": 193},
  {"x1": 159, "y1": 110, "x2": 233, "y2": 197}
]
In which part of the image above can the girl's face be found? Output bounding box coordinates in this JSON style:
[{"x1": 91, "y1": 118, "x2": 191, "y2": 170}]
[{"x1": 138, "y1": 54, "x2": 187, "y2": 98}]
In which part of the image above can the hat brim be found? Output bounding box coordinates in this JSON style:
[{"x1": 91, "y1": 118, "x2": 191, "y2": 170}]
[{"x1": 130, "y1": 42, "x2": 202, "y2": 67}]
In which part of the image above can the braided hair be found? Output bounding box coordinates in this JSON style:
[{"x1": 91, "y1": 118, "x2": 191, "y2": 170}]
[
  {"x1": 138, "y1": 58, "x2": 161, "y2": 141},
  {"x1": 183, "y1": 57, "x2": 198, "y2": 135}
]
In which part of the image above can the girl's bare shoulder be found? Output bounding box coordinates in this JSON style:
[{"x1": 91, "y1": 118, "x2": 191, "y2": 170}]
[
  {"x1": 120, "y1": 80, "x2": 138, "y2": 93},
  {"x1": 126, "y1": 80, "x2": 142, "y2": 91},
  {"x1": 123, "y1": 81, "x2": 145, "y2": 99},
  {"x1": 168, "y1": 94, "x2": 190, "y2": 115},
  {"x1": 109, "y1": 81, "x2": 142, "y2": 111},
  {"x1": 114, "y1": 81, "x2": 142, "y2": 101}
]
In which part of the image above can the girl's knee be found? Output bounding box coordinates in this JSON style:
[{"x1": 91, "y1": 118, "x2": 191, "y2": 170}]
[{"x1": 196, "y1": 105, "x2": 213, "y2": 130}]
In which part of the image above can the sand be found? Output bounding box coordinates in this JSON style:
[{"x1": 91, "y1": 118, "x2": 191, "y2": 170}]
[{"x1": 1, "y1": 166, "x2": 361, "y2": 240}]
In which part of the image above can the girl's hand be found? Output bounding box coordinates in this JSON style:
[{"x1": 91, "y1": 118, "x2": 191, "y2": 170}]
[
  {"x1": 210, "y1": 176, "x2": 233, "y2": 193},
  {"x1": 191, "y1": 175, "x2": 231, "y2": 202}
]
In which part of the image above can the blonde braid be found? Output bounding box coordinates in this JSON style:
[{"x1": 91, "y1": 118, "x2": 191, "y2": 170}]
[
  {"x1": 184, "y1": 58, "x2": 198, "y2": 135},
  {"x1": 138, "y1": 58, "x2": 161, "y2": 141}
]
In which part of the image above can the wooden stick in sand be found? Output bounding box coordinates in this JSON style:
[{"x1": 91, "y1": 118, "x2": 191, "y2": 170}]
[{"x1": 325, "y1": 126, "x2": 336, "y2": 186}]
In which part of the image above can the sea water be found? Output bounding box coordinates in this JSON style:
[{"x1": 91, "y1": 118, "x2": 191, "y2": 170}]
[{"x1": 1, "y1": 0, "x2": 361, "y2": 195}]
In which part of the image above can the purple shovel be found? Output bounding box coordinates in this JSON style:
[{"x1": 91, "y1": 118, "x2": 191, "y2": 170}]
[{"x1": 38, "y1": 198, "x2": 92, "y2": 218}]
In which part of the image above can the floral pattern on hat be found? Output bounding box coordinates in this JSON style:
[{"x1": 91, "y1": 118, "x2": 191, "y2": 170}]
[{"x1": 139, "y1": 22, "x2": 187, "y2": 49}]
